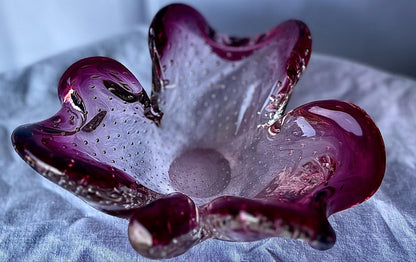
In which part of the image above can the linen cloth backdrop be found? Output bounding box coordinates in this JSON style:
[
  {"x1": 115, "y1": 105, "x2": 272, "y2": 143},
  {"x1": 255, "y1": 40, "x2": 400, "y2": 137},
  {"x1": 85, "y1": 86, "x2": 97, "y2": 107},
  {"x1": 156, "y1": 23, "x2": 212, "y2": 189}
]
[{"x1": 0, "y1": 25, "x2": 415, "y2": 261}]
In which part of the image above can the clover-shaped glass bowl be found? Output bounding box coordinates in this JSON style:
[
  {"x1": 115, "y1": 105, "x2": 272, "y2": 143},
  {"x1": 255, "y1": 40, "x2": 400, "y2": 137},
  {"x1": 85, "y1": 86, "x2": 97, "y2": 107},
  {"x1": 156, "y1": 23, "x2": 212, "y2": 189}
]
[{"x1": 12, "y1": 3, "x2": 385, "y2": 259}]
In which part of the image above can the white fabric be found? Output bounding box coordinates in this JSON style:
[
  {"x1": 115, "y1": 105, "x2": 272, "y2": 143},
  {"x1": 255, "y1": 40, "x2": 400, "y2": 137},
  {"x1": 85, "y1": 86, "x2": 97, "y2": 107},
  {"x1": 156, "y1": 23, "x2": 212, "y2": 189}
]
[{"x1": 0, "y1": 26, "x2": 415, "y2": 261}]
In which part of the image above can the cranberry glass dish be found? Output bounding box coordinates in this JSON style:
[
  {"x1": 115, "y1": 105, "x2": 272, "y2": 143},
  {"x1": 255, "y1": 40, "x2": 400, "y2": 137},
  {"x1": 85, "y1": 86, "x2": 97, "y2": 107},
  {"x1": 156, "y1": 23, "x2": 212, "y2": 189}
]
[{"x1": 11, "y1": 4, "x2": 385, "y2": 259}]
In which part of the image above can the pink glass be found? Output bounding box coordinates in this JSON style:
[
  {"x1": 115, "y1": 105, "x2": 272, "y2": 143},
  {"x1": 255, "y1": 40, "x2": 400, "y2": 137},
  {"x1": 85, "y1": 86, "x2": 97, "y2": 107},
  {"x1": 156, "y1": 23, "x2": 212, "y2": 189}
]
[{"x1": 11, "y1": 4, "x2": 385, "y2": 259}]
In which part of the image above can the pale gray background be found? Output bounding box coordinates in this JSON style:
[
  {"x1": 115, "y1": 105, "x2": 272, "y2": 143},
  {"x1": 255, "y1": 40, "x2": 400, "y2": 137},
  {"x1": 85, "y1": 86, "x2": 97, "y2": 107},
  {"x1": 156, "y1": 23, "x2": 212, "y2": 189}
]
[{"x1": 0, "y1": 0, "x2": 415, "y2": 78}]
